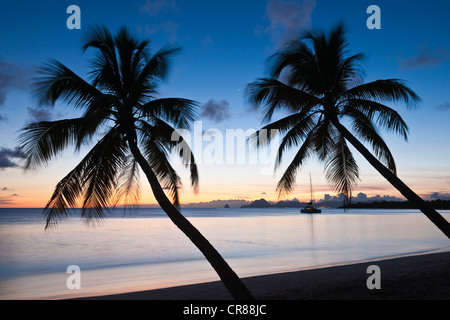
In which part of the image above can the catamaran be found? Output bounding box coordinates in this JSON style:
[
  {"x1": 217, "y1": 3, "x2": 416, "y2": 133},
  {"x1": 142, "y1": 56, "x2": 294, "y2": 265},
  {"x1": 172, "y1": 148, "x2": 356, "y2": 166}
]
[{"x1": 301, "y1": 174, "x2": 321, "y2": 214}]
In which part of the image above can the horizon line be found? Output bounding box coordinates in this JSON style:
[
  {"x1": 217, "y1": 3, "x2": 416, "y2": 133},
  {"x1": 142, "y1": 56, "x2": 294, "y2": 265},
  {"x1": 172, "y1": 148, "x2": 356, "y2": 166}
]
[{"x1": 3, "y1": 195, "x2": 450, "y2": 210}]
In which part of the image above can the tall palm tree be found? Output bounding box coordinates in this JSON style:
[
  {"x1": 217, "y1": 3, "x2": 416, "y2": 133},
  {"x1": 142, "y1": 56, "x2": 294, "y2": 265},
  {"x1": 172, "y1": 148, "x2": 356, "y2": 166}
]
[
  {"x1": 247, "y1": 25, "x2": 450, "y2": 238},
  {"x1": 19, "y1": 26, "x2": 253, "y2": 299}
]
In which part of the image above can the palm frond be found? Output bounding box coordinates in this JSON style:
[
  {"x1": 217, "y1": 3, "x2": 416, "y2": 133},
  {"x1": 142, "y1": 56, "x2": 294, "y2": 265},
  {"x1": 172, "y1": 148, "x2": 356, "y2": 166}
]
[
  {"x1": 143, "y1": 137, "x2": 182, "y2": 207},
  {"x1": 133, "y1": 45, "x2": 182, "y2": 102},
  {"x1": 342, "y1": 99, "x2": 409, "y2": 140},
  {"x1": 33, "y1": 60, "x2": 101, "y2": 108},
  {"x1": 83, "y1": 25, "x2": 122, "y2": 95},
  {"x1": 114, "y1": 27, "x2": 141, "y2": 94},
  {"x1": 43, "y1": 127, "x2": 129, "y2": 228},
  {"x1": 304, "y1": 24, "x2": 347, "y2": 93},
  {"x1": 43, "y1": 162, "x2": 84, "y2": 228},
  {"x1": 139, "y1": 98, "x2": 199, "y2": 130},
  {"x1": 276, "y1": 131, "x2": 315, "y2": 198},
  {"x1": 75, "y1": 94, "x2": 118, "y2": 150},
  {"x1": 336, "y1": 52, "x2": 365, "y2": 91},
  {"x1": 19, "y1": 93, "x2": 116, "y2": 169},
  {"x1": 80, "y1": 128, "x2": 129, "y2": 221},
  {"x1": 143, "y1": 45, "x2": 182, "y2": 81},
  {"x1": 345, "y1": 79, "x2": 420, "y2": 109},
  {"x1": 268, "y1": 40, "x2": 314, "y2": 80},
  {"x1": 350, "y1": 113, "x2": 397, "y2": 174},
  {"x1": 246, "y1": 78, "x2": 320, "y2": 122},
  {"x1": 19, "y1": 118, "x2": 91, "y2": 169},
  {"x1": 311, "y1": 119, "x2": 335, "y2": 162},
  {"x1": 114, "y1": 156, "x2": 141, "y2": 209},
  {"x1": 171, "y1": 135, "x2": 199, "y2": 194},
  {"x1": 248, "y1": 109, "x2": 317, "y2": 152},
  {"x1": 274, "y1": 113, "x2": 319, "y2": 167},
  {"x1": 324, "y1": 130, "x2": 360, "y2": 206},
  {"x1": 138, "y1": 118, "x2": 199, "y2": 195}
]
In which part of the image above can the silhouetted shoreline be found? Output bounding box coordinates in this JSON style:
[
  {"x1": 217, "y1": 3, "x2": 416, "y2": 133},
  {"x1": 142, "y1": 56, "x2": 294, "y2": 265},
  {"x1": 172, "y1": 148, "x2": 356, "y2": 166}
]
[
  {"x1": 341, "y1": 200, "x2": 450, "y2": 210},
  {"x1": 239, "y1": 198, "x2": 450, "y2": 209}
]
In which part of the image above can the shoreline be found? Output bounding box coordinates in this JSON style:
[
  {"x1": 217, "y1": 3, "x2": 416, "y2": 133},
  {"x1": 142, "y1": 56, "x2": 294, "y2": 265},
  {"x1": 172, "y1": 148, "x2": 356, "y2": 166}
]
[{"x1": 80, "y1": 251, "x2": 450, "y2": 300}]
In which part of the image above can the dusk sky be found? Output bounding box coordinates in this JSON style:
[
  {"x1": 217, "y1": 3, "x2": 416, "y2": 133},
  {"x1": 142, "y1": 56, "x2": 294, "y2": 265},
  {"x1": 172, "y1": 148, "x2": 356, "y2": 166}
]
[{"x1": 1, "y1": 0, "x2": 450, "y2": 207}]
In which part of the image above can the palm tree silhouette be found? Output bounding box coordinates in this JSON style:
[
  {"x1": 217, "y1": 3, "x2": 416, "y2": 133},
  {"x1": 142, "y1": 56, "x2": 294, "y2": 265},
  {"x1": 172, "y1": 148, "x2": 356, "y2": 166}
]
[
  {"x1": 19, "y1": 26, "x2": 253, "y2": 299},
  {"x1": 247, "y1": 25, "x2": 450, "y2": 238}
]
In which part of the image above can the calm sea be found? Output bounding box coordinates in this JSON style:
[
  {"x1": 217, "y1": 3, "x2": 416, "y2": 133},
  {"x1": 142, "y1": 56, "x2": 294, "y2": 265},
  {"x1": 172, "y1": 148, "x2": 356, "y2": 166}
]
[{"x1": 1, "y1": 207, "x2": 449, "y2": 299}]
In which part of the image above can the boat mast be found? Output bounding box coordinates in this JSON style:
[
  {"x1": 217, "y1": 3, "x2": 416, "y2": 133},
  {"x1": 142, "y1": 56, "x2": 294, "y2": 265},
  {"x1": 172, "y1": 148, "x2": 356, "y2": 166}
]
[{"x1": 309, "y1": 173, "x2": 315, "y2": 204}]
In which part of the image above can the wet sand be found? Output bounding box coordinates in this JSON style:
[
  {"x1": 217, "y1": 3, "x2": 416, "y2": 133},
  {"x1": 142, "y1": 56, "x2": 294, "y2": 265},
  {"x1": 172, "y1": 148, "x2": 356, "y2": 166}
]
[{"x1": 83, "y1": 251, "x2": 450, "y2": 300}]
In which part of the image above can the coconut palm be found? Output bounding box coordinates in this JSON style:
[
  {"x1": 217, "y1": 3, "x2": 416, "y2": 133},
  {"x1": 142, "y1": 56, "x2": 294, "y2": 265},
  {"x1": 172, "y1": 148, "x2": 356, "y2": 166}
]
[
  {"x1": 247, "y1": 24, "x2": 450, "y2": 238},
  {"x1": 19, "y1": 26, "x2": 253, "y2": 299}
]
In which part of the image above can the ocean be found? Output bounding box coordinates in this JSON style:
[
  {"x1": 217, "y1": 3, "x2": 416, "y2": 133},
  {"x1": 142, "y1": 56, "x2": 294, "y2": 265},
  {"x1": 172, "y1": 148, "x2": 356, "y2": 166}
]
[{"x1": 1, "y1": 207, "x2": 449, "y2": 299}]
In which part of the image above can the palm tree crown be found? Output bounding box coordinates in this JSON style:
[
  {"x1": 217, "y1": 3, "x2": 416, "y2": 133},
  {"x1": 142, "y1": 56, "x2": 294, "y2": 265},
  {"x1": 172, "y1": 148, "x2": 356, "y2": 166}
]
[
  {"x1": 19, "y1": 26, "x2": 199, "y2": 227},
  {"x1": 247, "y1": 24, "x2": 419, "y2": 205}
]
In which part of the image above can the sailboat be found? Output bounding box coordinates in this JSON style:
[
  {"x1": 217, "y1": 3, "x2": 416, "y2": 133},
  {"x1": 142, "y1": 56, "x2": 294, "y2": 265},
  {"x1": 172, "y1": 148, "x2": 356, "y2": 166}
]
[{"x1": 301, "y1": 174, "x2": 321, "y2": 214}]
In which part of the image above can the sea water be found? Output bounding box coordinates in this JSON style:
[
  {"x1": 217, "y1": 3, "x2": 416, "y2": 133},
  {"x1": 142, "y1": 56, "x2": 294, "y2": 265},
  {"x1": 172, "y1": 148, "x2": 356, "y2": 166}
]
[{"x1": 0, "y1": 207, "x2": 449, "y2": 299}]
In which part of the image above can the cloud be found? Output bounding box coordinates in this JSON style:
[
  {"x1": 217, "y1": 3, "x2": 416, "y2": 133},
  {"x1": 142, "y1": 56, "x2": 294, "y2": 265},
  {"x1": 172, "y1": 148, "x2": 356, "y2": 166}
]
[
  {"x1": 0, "y1": 188, "x2": 19, "y2": 206},
  {"x1": 399, "y1": 44, "x2": 450, "y2": 70},
  {"x1": 435, "y1": 101, "x2": 450, "y2": 111},
  {"x1": 200, "y1": 99, "x2": 231, "y2": 123},
  {"x1": 0, "y1": 114, "x2": 7, "y2": 122},
  {"x1": 0, "y1": 147, "x2": 25, "y2": 169},
  {"x1": 429, "y1": 192, "x2": 450, "y2": 201},
  {"x1": 322, "y1": 192, "x2": 404, "y2": 202},
  {"x1": 0, "y1": 58, "x2": 33, "y2": 106},
  {"x1": 140, "y1": 21, "x2": 179, "y2": 40},
  {"x1": 27, "y1": 107, "x2": 53, "y2": 122},
  {"x1": 140, "y1": 0, "x2": 178, "y2": 16},
  {"x1": 264, "y1": 0, "x2": 316, "y2": 47},
  {"x1": 0, "y1": 198, "x2": 14, "y2": 206}
]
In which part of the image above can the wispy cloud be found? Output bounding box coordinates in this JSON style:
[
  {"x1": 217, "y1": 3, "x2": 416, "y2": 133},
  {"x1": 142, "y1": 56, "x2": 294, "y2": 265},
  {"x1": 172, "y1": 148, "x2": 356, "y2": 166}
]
[
  {"x1": 263, "y1": 0, "x2": 316, "y2": 48},
  {"x1": 0, "y1": 187, "x2": 19, "y2": 206},
  {"x1": 140, "y1": 0, "x2": 178, "y2": 16},
  {"x1": 399, "y1": 44, "x2": 450, "y2": 70},
  {"x1": 27, "y1": 107, "x2": 54, "y2": 122},
  {"x1": 200, "y1": 99, "x2": 231, "y2": 123},
  {"x1": 435, "y1": 101, "x2": 450, "y2": 111},
  {"x1": 138, "y1": 21, "x2": 179, "y2": 40}
]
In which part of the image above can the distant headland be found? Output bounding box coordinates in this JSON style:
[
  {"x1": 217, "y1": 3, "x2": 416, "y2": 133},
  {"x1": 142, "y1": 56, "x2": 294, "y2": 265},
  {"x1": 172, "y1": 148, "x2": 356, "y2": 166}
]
[
  {"x1": 342, "y1": 199, "x2": 450, "y2": 210},
  {"x1": 240, "y1": 198, "x2": 308, "y2": 208},
  {"x1": 240, "y1": 198, "x2": 450, "y2": 210},
  {"x1": 138, "y1": 193, "x2": 450, "y2": 209}
]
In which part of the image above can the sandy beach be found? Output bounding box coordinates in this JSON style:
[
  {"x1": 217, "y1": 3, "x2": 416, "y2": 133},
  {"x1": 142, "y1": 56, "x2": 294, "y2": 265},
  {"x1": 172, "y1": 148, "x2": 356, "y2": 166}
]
[{"x1": 81, "y1": 251, "x2": 450, "y2": 300}]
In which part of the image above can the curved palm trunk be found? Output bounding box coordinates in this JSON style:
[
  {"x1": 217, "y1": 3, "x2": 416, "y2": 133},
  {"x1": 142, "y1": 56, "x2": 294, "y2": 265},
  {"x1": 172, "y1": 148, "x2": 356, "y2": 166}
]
[
  {"x1": 126, "y1": 136, "x2": 254, "y2": 300},
  {"x1": 331, "y1": 119, "x2": 450, "y2": 239}
]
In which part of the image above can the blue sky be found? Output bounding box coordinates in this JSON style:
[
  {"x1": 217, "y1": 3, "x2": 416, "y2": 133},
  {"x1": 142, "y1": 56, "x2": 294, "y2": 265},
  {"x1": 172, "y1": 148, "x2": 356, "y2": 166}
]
[{"x1": 1, "y1": 0, "x2": 450, "y2": 207}]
